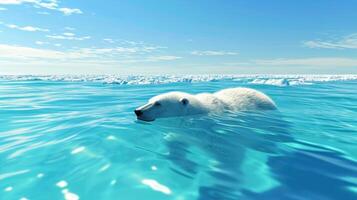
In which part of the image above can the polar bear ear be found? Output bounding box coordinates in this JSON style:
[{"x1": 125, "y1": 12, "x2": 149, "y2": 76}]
[{"x1": 180, "y1": 98, "x2": 189, "y2": 106}]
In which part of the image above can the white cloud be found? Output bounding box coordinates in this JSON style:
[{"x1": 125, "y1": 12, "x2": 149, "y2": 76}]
[
  {"x1": 64, "y1": 27, "x2": 75, "y2": 31},
  {"x1": 303, "y1": 34, "x2": 357, "y2": 49},
  {"x1": 191, "y1": 50, "x2": 239, "y2": 56},
  {"x1": 0, "y1": 0, "x2": 82, "y2": 15},
  {"x1": 109, "y1": 40, "x2": 167, "y2": 52},
  {"x1": 0, "y1": 44, "x2": 178, "y2": 63},
  {"x1": 63, "y1": 32, "x2": 75, "y2": 36},
  {"x1": 0, "y1": 44, "x2": 122, "y2": 61},
  {"x1": 103, "y1": 38, "x2": 115, "y2": 43},
  {"x1": 6, "y1": 24, "x2": 49, "y2": 32},
  {"x1": 146, "y1": 56, "x2": 182, "y2": 62},
  {"x1": 58, "y1": 7, "x2": 82, "y2": 15},
  {"x1": 46, "y1": 33, "x2": 90, "y2": 41},
  {"x1": 0, "y1": 7, "x2": 7, "y2": 10},
  {"x1": 0, "y1": 0, "x2": 23, "y2": 5},
  {"x1": 120, "y1": 40, "x2": 143, "y2": 46},
  {"x1": 36, "y1": 0, "x2": 57, "y2": 10},
  {"x1": 0, "y1": 37, "x2": 178, "y2": 74},
  {"x1": 0, "y1": 44, "x2": 69, "y2": 59},
  {"x1": 35, "y1": 41, "x2": 46, "y2": 45},
  {"x1": 76, "y1": 47, "x2": 141, "y2": 55},
  {"x1": 255, "y1": 57, "x2": 357, "y2": 67}
]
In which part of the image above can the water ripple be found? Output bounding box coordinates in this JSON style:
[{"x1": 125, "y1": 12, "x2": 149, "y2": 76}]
[{"x1": 0, "y1": 78, "x2": 356, "y2": 200}]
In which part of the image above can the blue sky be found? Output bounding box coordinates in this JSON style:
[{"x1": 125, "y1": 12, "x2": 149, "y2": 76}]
[{"x1": 0, "y1": 0, "x2": 356, "y2": 74}]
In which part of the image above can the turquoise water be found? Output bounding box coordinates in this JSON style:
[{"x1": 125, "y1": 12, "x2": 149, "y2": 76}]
[{"x1": 0, "y1": 75, "x2": 356, "y2": 200}]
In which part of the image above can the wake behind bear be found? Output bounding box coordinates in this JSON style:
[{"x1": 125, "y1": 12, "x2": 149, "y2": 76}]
[{"x1": 134, "y1": 87, "x2": 276, "y2": 121}]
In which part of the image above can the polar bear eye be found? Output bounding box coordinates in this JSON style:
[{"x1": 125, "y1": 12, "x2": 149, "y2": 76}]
[
  {"x1": 180, "y1": 98, "x2": 189, "y2": 105},
  {"x1": 154, "y1": 102, "x2": 161, "y2": 106}
]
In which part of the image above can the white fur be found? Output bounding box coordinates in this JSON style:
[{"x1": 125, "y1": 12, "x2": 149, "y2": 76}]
[{"x1": 135, "y1": 87, "x2": 276, "y2": 121}]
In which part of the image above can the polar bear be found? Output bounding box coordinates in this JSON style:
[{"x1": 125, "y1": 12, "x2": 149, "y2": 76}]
[{"x1": 134, "y1": 87, "x2": 276, "y2": 121}]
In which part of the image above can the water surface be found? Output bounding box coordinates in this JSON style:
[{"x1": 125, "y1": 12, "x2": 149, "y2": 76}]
[{"x1": 0, "y1": 75, "x2": 356, "y2": 200}]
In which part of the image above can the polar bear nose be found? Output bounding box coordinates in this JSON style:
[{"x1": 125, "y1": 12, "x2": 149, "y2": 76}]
[{"x1": 134, "y1": 109, "x2": 143, "y2": 116}]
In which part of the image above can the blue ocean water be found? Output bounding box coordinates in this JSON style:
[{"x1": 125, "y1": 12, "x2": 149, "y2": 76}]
[{"x1": 0, "y1": 75, "x2": 356, "y2": 200}]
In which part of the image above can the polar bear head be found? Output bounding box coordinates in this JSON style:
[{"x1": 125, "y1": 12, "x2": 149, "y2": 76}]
[{"x1": 134, "y1": 92, "x2": 204, "y2": 121}]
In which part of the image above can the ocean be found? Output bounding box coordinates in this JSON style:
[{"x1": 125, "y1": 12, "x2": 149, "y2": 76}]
[{"x1": 0, "y1": 75, "x2": 356, "y2": 200}]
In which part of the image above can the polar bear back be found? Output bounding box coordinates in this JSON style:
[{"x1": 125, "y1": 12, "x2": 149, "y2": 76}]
[
  {"x1": 195, "y1": 93, "x2": 227, "y2": 112},
  {"x1": 213, "y1": 88, "x2": 276, "y2": 111}
]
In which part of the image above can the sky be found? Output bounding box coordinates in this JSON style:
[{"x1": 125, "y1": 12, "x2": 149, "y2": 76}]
[{"x1": 0, "y1": 0, "x2": 357, "y2": 75}]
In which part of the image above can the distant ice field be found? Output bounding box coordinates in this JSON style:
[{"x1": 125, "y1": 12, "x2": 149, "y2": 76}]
[{"x1": 1, "y1": 74, "x2": 357, "y2": 86}]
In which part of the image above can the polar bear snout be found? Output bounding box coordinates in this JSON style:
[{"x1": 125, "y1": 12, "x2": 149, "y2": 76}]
[
  {"x1": 134, "y1": 108, "x2": 154, "y2": 121},
  {"x1": 134, "y1": 109, "x2": 143, "y2": 117},
  {"x1": 134, "y1": 103, "x2": 156, "y2": 121}
]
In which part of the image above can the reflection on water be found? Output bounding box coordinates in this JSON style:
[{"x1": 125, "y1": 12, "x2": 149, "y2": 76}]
[
  {"x1": 0, "y1": 79, "x2": 356, "y2": 200},
  {"x1": 157, "y1": 111, "x2": 293, "y2": 200},
  {"x1": 163, "y1": 111, "x2": 357, "y2": 200}
]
